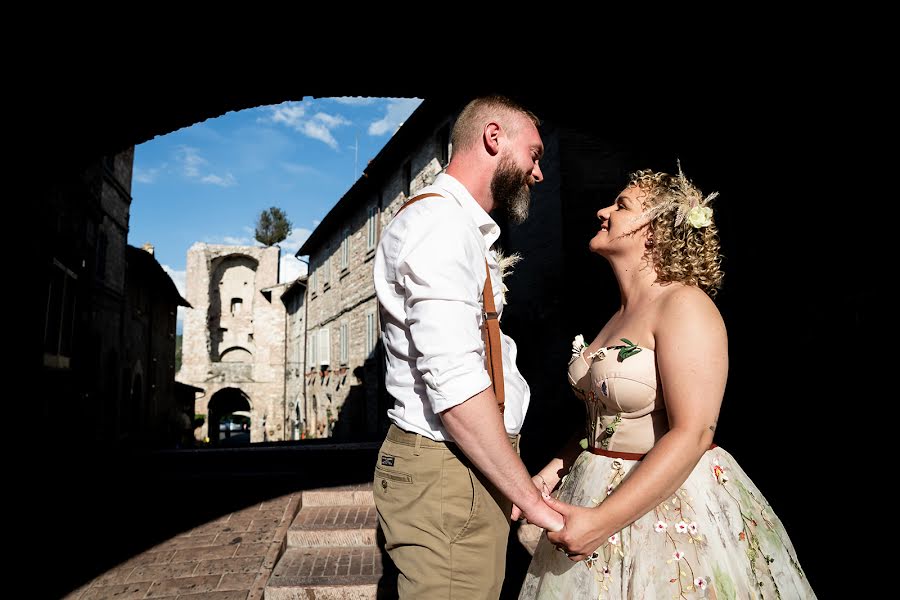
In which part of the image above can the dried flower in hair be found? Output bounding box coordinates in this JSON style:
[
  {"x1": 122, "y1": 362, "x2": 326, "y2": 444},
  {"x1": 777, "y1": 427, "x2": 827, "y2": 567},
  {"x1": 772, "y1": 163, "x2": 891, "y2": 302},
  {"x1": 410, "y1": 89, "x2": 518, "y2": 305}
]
[
  {"x1": 641, "y1": 160, "x2": 719, "y2": 229},
  {"x1": 686, "y1": 205, "x2": 713, "y2": 228}
]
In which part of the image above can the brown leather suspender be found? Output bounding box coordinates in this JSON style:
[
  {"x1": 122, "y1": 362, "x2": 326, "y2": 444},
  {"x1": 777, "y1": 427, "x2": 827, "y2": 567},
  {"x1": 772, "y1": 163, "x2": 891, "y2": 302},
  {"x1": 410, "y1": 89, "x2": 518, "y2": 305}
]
[{"x1": 394, "y1": 193, "x2": 505, "y2": 414}]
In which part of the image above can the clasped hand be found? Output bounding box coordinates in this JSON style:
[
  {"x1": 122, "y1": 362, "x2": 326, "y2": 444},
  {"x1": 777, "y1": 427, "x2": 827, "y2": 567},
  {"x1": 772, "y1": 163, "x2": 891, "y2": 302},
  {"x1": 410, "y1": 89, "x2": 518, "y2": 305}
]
[{"x1": 541, "y1": 493, "x2": 608, "y2": 563}]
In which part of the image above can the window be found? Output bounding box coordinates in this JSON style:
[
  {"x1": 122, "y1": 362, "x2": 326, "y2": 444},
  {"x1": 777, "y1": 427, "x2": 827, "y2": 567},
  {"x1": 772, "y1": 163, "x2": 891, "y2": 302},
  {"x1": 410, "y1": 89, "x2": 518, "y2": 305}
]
[
  {"x1": 307, "y1": 330, "x2": 317, "y2": 370},
  {"x1": 318, "y1": 328, "x2": 331, "y2": 366},
  {"x1": 96, "y1": 232, "x2": 108, "y2": 280},
  {"x1": 367, "y1": 205, "x2": 379, "y2": 251},
  {"x1": 322, "y1": 256, "x2": 330, "y2": 288},
  {"x1": 403, "y1": 161, "x2": 412, "y2": 196},
  {"x1": 340, "y1": 321, "x2": 349, "y2": 365},
  {"x1": 366, "y1": 311, "x2": 377, "y2": 356},
  {"x1": 44, "y1": 259, "x2": 77, "y2": 368},
  {"x1": 309, "y1": 268, "x2": 317, "y2": 296},
  {"x1": 230, "y1": 297, "x2": 243, "y2": 316},
  {"x1": 340, "y1": 228, "x2": 350, "y2": 270}
]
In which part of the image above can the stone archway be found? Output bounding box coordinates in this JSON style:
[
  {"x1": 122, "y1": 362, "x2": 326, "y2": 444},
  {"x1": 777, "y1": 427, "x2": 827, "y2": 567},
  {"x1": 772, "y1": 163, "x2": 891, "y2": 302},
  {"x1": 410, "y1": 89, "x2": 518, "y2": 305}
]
[{"x1": 207, "y1": 387, "x2": 252, "y2": 447}]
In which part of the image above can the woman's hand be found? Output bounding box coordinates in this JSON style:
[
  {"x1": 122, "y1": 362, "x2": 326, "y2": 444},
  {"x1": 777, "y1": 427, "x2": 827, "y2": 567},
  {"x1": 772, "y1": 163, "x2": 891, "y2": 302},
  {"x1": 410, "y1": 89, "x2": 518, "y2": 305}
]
[{"x1": 542, "y1": 494, "x2": 609, "y2": 562}]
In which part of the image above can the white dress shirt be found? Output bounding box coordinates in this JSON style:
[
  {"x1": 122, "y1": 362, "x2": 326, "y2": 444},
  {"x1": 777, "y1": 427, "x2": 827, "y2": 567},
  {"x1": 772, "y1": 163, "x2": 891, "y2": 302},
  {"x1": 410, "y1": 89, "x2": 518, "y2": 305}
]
[{"x1": 374, "y1": 173, "x2": 531, "y2": 441}]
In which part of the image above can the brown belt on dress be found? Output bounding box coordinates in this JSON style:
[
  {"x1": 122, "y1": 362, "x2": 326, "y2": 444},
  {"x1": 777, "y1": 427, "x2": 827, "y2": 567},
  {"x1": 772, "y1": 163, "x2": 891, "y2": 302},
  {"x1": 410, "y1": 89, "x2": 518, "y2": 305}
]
[{"x1": 588, "y1": 443, "x2": 718, "y2": 461}]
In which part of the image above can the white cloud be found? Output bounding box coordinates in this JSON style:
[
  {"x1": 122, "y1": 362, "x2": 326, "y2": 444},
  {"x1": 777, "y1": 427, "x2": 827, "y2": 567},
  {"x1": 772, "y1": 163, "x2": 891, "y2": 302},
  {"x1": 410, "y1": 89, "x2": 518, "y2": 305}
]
[
  {"x1": 332, "y1": 97, "x2": 376, "y2": 106},
  {"x1": 314, "y1": 112, "x2": 351, "y2": 129},
  {"x1": 268, "y1": 101, "x2": 351, "y2": 150},
  {"x1": 174, "y1": 145, "x2": 236, "y2": 187},
  {"x1": 301, "y1": 120, "x2": 341, "y2": 149},
  {"x1": 200, "y1": 173, "x2": 237, "y2": 187},
  {"x1": 280, "y1": 162, "x2": 319, "y2": 176},
  {"x1": 270, "y1": 102, "x2": 306, "y2": 127},
  {"x1": 368, "y1": 98, "x2": 423, "y2": 136},
  {"x1": 221, "y1": 236, "x2": 254, "y2": 245},
  {"x1": 278, "y1": 227, "x2": 312, "y2": 254},
  {"x1": 133, "y1": 166, "x2": 160, "y2": 184},
  {"x1": 279, "y1": 253, "x2": 308, "y2": 283},
  {"x1": 176, "y1": 146, "x2": 207, "y2": 177}
]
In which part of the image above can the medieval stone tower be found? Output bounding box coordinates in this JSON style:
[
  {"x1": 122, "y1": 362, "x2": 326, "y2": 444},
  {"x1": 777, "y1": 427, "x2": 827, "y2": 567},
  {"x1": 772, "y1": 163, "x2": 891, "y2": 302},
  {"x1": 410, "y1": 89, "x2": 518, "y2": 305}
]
[{"x1": 177, "y1": 243, "x2": 289, "y2": 443}]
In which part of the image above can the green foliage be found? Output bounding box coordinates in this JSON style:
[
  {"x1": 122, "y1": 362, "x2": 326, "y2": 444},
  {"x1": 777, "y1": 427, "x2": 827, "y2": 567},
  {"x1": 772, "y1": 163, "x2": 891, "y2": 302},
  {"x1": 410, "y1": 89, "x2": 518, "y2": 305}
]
[
  {"x1": 617, "y1": 338, "x2": 642, "y2": 361},
  {"x1": 254, "y1": 206, "x2": 293, "y2": 247}
]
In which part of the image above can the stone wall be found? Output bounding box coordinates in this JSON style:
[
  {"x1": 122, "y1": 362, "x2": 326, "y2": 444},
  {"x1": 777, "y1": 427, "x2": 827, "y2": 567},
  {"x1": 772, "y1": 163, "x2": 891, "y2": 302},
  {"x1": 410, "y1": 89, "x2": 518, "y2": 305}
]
[
  {"x1": 178, "y1": 243, "x2": 289, "y2": 442},
  {"x1": 303, "y1": 118, "x2": 454, "y2": 439}
]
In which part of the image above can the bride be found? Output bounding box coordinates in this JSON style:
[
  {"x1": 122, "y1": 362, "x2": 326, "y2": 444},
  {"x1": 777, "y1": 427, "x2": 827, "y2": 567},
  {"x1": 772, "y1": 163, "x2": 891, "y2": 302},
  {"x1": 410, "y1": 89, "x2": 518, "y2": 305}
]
[{"x1": 516, "y1": 165, "x2": 816, "y2": 599}]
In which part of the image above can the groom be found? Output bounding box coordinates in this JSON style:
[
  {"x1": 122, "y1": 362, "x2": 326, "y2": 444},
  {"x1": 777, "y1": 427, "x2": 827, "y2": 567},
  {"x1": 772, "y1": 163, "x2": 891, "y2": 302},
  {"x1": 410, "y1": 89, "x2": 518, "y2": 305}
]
[{"x1": 372, "y1": 95, "x2": 564, "y2": 599}]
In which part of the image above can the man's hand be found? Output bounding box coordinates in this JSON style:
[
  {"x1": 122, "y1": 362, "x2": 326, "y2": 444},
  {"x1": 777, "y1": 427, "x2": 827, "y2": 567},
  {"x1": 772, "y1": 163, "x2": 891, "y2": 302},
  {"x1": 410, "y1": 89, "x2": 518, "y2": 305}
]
[
  {"x1": 521, "y1": 495, "x2": 564, "y2": 532},
  {"x1": 511, "y1": 474, "x2": 549, "y2": 522}
]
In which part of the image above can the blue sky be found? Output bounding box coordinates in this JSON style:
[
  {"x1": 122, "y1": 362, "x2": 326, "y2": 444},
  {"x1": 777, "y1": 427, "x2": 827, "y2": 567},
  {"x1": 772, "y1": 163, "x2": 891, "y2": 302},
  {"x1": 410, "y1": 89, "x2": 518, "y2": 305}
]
[{"x1": 128, "y1": 97, "x2": 423, "y2": 331}]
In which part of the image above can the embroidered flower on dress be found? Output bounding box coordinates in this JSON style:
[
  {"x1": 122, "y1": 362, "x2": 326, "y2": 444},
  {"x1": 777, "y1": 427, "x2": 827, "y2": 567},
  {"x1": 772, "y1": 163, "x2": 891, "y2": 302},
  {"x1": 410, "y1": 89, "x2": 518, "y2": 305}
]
[
  {"x1": 675, "y1": 521, "x2": 688, "y2": 534},
  {"x1": 654, "y1": 521, "x2": 668, "y2": 533},
  {"x1": 694, "y1": 577, "x2": 708, "y2": 590},
  {"x1": 713, "y1": 458, "x2": 730, "y2": 484},
  {"x1": 571, "y1": 334, "x2": 586, "y2": 358},
  {"x1": 606, "y1": 484, "x2": 614, "y2": 496},
  {"x1": 616, "y1": 338, "x2": 642, "y2": 361},
  {"x1": 587, "y1": 347, "x2": 607, "y2": 360},
  {"x1": 607, "y1": 533, "x2": 619, "y2": 545},
  {"x1": 688, "y1": 522, "x2": 699, "y2": 535},
  {"x1": 672, "y1": 551, "x2": 685, "y2": 561}
]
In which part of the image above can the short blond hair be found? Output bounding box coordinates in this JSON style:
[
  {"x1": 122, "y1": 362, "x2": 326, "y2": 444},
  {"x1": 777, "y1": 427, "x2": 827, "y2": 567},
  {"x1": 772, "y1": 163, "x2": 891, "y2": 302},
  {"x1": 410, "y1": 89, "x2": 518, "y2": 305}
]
[{"x1": 451, "y1": 95, "x2": 540, "y2": 153}]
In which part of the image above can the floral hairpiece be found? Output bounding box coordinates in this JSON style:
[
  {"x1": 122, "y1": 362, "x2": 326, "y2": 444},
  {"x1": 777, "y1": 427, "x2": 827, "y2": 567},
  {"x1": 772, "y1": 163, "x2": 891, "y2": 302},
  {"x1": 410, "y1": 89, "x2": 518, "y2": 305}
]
[{"x1": 641, "y1": 160, "x2": 718, "y2": 229}]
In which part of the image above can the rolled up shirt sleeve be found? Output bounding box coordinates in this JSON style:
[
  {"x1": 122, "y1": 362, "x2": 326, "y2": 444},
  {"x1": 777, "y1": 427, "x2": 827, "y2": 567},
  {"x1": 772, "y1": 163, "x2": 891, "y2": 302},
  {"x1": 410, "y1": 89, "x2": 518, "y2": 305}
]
[{"x1": 397, "y1": 211, "x2": 492, "y2": 414}]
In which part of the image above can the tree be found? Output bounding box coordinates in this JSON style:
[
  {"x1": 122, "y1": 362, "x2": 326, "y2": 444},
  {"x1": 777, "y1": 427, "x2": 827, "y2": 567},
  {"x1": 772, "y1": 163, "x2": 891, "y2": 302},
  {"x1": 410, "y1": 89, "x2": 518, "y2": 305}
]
[{"x1": 254, "y1": 207, "x2": 292, "y2": 247}]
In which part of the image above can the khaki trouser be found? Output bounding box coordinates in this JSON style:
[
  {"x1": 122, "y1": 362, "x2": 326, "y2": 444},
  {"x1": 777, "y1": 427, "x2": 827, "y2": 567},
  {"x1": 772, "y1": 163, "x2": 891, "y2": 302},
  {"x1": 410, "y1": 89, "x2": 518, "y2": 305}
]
[{"x1": 374, "y1": 424, "x2": 518, "y2": 599}]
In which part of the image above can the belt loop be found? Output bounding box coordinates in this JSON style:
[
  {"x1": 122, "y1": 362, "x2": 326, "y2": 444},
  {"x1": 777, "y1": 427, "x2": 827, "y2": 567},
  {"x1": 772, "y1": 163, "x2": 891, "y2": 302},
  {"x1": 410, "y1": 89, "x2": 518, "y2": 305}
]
[{"x1": 413, "y1": 434, "x2": 422, "y2": 456}]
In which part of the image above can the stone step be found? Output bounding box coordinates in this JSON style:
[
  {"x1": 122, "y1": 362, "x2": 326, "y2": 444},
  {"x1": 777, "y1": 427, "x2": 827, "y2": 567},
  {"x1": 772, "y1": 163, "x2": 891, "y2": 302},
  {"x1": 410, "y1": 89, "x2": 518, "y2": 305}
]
[
  {"x1": 266, "y1": 546, "x2": 396, "y2": 600},
  {"x1": 302, "y1": 483, "x2": 375, "y2": 507},
  {"x1": 288, "y1": 505, "x2": 378, "y2": 548}
]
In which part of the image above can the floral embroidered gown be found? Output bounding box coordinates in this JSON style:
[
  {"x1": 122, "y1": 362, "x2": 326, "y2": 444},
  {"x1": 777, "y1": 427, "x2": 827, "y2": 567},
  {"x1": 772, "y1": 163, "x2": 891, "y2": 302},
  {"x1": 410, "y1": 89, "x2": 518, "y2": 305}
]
[{"x1": 518, "y1": 338, "x2": 816, "y2": 599}]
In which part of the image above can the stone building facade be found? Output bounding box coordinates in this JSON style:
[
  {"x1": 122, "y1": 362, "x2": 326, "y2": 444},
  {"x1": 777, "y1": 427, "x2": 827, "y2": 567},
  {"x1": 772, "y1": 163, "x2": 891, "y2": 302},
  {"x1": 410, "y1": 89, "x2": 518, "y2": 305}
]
[
  {"x1": 123, "y1": 244, "x2": 191, "y2": 446},
  {"x1": 281, "y1": 276, "x2": 307, "y2": 440},
  {"x1": 177, "y1": 243, "x2": 290, "y2": 443},
  {"x1": 298, "y1": 99, "x2": 457, "y2": 440},
  {"x1": 38, "y1": 148, "x2": 189, "y2": 448}
]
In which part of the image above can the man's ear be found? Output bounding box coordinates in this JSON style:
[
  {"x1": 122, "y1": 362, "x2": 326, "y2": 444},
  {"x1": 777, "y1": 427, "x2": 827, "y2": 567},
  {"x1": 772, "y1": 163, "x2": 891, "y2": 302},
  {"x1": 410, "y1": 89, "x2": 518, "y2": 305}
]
[{"x1": 483, "y1": 121, "x2": 501, "y2": 156}]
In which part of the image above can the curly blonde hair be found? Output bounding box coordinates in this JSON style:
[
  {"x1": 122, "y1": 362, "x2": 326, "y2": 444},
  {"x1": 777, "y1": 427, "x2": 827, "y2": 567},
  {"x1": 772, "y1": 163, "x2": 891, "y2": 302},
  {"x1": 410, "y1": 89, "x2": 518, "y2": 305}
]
[{"x1": 628, "y1": 167, "x2": 724, "y2": 295}]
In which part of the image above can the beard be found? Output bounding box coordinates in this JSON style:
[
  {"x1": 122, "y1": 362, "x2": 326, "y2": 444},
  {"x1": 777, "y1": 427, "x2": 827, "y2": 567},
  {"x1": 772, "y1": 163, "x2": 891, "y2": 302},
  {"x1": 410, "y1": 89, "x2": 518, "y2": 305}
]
[{"x1": 490, "y1": 154, "x2": 532, "y2": 225}]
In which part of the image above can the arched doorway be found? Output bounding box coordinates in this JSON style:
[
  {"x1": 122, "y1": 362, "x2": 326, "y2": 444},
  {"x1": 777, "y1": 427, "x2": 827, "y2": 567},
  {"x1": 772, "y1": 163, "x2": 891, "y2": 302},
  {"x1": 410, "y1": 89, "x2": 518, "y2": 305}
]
[{"x1": 207, "y1": 388, "x2": 252, "y2": 447}]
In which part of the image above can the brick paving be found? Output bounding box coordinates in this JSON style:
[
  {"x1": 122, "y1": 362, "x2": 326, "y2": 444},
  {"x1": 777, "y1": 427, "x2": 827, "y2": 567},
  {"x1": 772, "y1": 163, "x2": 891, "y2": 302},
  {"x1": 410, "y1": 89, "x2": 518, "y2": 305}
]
[{"x1": 60, "y1": 492, "x2": 301, "y2": 600}]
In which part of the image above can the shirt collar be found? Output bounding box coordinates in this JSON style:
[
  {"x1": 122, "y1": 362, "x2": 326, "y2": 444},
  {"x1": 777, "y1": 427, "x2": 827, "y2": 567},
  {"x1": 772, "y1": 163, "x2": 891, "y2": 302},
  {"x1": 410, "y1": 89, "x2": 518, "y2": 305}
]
[{"x1": 433, "y1": 172, "x2": 501, "y2": 249}]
